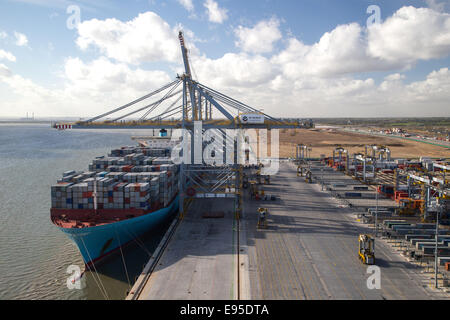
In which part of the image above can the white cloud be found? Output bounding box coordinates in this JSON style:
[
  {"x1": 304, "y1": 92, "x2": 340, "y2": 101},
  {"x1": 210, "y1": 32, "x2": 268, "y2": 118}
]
[
  {"x1": 234, "y1": 18, "x2": 282, "y2": 54},
  {"x1": 0, "y1": 31, "x2": 7, "y2": 39},
  {"x1": 204, "y1": 0, "x2": 228, "y2": 24},
  {"x1": 2, "y1": 55, "x2": 449, "y2": 118},
  {"x1": 384, "y1": 73, "x2": 405, "y2": 82},
  {"x1": 191, "y1": 36, "x2": 450, "y2": 116},
  {"x1": 76, "y1": 12, "x2": 182, "y2": 64},
  {"x1": 63, "y1": 57, "x2": 171, "y2": 96},
  {"x1": 271, "y1": 24, "x2": 394, "y2": 78},
  {"x1": 195, "y1": 53, "x2": 275, "y2": 88},
  {"x1": 178, "y1": 0, "x2": 194, "y2": 12},
  {"x1": 0, "y1": 50, "x2": 16, "y2": 62},
  {"x1": 0, "y1": 56, "x2": 173, "y2": 117},
  {"x1": 406, "y1": 67, "x2": 450, "y2": 101},
  {"x1": 0, "y1": 65, "x2": 61, "y2": 116},
  {"x1": 2, "y1": 7, "x2": 450, "y2": 118},
  {"x1": 379, "y1": 73, "x2": 406, "y2": 91},
  {"x1": 271, "y1": 7, "x2": 450, "y2": 79},
  {"x1": 425, "y1": 0, "x2": 446, "y2": 12},
  {"x1": 0, "y1": 64, "x2": 12, "y2": 77},
  {"x1": 14, "y1": 31, "x2": 28, "y2": 46},
  {"x1": 368, "y1": 6, "x2": 450, "y2": 65}
]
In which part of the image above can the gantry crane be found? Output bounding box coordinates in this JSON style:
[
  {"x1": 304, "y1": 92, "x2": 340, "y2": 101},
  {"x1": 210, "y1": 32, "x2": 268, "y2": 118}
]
[
  {"x1": 53, "y1": 31, "x2": 315, "y2": 219},
  {"x1": 54, "y1": 32, "x2": 313, "y2": 131}
]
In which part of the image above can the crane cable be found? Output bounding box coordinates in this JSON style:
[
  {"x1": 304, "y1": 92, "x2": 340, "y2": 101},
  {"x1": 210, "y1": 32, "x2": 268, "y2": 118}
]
[
  {"x1": 140, "y1": 81, "x2": 182, "y2": 121},
  {"x1": 113, "y1": 89, "x2": 182, "y2": 122},
  {"x1": 148, "y1": 94, "x2": 183, "y2": 121},
  {"x1": 83, "y1": 80, "x2": 180, "y2": 123}
]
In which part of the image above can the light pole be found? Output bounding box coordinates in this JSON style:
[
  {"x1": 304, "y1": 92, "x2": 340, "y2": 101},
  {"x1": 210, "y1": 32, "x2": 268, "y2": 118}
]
[
  {"x1": 435, "y1": 202, "x2": 442, "y2": 289},
  {"x1": 307, "y1": 147, "x2": 311, "y2": 171},
  {"x1": 375, "y1": 189, "x2": 378, "y2": 237},
  {"x1": 321, "y1": 167, "x2": 324, "y2": 191}
]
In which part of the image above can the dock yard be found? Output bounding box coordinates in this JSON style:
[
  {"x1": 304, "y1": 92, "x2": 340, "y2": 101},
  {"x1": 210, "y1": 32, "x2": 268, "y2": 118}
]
[
  {"x1": 132, "y1": 198, "x2": 238, "y2": 300},
  {"x1": 127, "y1": 160, "x2": 450, "y2": 300},
  {"x1": 4, "y1": 0, "x2": 450, "y2": 305},
  {"x1": 49, "y1": 32, "x2": 449, "y2": 301}
]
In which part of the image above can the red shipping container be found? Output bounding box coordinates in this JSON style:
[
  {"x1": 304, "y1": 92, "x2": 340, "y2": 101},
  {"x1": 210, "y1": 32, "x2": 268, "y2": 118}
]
[
  {"x1": 108, "y1": 197, "x2": 113, "y2": 203},
  {"x1": 122, "y1": 165, "x2": 134, "y2": 172},
  {"x1": 82, "y1": 191, "x2": 93, "y2": 198},
  {"x1": 125, "y1": 198, "x2": 130, "y2": 204}
]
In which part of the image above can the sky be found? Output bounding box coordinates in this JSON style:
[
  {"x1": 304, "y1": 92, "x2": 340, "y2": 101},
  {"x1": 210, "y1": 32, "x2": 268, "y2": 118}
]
[{"x1": 0, "y1": 0, "x2": 449, "y2": 119}]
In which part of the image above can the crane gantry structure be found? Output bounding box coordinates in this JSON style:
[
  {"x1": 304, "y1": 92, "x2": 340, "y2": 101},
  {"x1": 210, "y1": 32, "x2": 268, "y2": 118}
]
[
  {"x1": 55, "y1": 31, "x2": 315, "y2": 218},
  {"x1": 56, "y1": 32, "x2": 313, "y2": 131}
]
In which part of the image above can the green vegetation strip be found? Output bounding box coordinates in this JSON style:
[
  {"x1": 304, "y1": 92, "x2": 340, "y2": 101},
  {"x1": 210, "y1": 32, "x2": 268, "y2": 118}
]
[
  {"x1": 377, "y1": 134, "x2": 450, "y2": 149},
  {"x1": 343, "y1": 129, "x2": 450, "y2": 149}
]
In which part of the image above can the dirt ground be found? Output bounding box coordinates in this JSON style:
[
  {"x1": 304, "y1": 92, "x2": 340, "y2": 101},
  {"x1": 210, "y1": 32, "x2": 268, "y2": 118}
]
[{"x1": 276, "y1": 128, "x2": 450, "y2": 159}]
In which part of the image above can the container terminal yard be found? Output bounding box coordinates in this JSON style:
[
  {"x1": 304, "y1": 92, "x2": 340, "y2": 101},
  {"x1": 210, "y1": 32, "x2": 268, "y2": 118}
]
[
  {"x1": 48, "y1": 32, "x2": 450, "y2": 301},
  {"x1": 120, "y1": 154, "x2": 449, "y2": 300}
]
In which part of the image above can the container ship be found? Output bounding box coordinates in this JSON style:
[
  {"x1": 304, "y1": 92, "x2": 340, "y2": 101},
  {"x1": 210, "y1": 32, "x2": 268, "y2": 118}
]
[{"x1": 50, "y1": 140, "x2": 180, "y2": 269}]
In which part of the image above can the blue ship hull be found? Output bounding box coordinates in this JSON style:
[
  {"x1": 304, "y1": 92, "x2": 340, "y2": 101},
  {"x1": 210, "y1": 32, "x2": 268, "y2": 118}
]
[{"x1": 59, "y1": 196, "x2": 179, "y2": 268}]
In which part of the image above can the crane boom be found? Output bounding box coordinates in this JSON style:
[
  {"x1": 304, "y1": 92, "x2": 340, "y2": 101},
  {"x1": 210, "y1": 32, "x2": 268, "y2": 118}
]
[
  {"x1": 53, "y1": 30, "x2": 315, "y2": 130},
  {"x1": 179, "y1": 31, "x2": 192, "y2": 78},
  {"x1": 178, "y1": 31, "x2": 198, "y2": 120}
]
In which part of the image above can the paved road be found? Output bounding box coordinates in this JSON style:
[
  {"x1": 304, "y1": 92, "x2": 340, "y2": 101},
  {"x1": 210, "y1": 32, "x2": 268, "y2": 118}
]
[{"x1": 243, "y1": 162, "x2": 448, "y2": 300}]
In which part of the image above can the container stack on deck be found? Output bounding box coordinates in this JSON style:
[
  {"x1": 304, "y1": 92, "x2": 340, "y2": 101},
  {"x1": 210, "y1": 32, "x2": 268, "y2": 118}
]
[
  {"x1": 51, "y1": 182, "x2": 73, "y2": 209},
  {"x1": 51, "y1": 147, "x2": 179, "y2": 213},
  {"x1": 72, "y1": 181, "x2": 93, "y2": 209}
]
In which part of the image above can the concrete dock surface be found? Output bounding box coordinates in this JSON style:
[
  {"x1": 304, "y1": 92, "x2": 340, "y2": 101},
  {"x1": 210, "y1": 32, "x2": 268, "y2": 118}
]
[
  {"x1": 244, "y1": 162, "x2": 448, "y2": 299},
  {"x1": 130, "y1": 161, "x2": 449, "y2": 300},
  {"x1": 136, "y1": 198, "x2": 238, "y2": 300}
]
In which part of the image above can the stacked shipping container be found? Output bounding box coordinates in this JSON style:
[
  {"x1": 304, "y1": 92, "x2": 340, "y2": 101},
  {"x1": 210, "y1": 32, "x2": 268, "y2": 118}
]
[{"x1": 51, "y1": 147, "x2": 179, "y2": 212}]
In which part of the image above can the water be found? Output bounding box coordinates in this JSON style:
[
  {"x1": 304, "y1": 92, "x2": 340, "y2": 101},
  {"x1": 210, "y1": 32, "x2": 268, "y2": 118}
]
[{"x1": 0, "y1": 123, "x2": 172, "y2": 300}]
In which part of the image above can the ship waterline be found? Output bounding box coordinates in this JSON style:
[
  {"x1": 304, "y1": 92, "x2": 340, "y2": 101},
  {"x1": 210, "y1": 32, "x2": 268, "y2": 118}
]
[{"x1": 56, "y1": 195, "x2": 179, "y2": 268}]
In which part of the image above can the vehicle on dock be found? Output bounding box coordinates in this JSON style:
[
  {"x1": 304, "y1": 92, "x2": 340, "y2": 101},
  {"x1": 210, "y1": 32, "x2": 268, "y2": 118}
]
[
  {"x1": 257, "y1": 207, "x2": 268, "y2": 229},
  {"x1": 359, "y1": 234, "x2": 375, "y2": 265},
  {"x1": 305, "y1": 170, "x2": 313, "y2": 183}
]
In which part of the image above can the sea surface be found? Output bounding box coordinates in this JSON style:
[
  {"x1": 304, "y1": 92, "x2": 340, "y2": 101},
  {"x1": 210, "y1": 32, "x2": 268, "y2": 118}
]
[{"x1": 0, "y1": 123, "x2": 172, "y2": 300}]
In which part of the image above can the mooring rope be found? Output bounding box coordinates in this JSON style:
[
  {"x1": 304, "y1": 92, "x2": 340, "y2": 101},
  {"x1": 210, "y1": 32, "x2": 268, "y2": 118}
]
[
  {"x1": 78, "y1": 235, "x2": 110, "y2": 300},
  {"x1": 115, "y1": 228, "x2": 132, "y2": 291}
]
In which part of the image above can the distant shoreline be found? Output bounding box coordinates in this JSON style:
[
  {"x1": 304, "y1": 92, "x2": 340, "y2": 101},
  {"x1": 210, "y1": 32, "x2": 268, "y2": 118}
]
[{"x1": 0, "y1": 120, "x2": 52, "y2": 124}]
